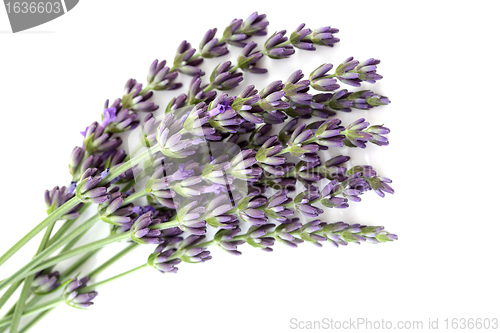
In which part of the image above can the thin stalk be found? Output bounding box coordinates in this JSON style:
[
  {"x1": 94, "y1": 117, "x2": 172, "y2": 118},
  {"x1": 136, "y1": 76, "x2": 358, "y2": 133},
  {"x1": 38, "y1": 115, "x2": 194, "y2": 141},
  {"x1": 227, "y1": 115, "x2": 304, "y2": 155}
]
[
  {"x1": 59, "y1": 249, "x2": 101, "y2": 280},
  {"x1": 10, "y1": 214, "x2": 58, "y2": 333},
  {"x1": 79, "y1": 263, "x2": 148, "y2": 294},
  {"x1": 87, "y1": 243, "x2": 138, "y2": 279},
  {"x1": 0, "y1": 281, "x2": 22, "y2": 311},
  {"x1": 0, "y1": 214, "x2": 101, "y2": 292},
  {"x1": 0, "y1": 298, "x2": 64, "y2": 328},
  {"x1": 149, "y1": 220, "x2": 179, "y2": 230},
  {"x1": 19, "y1": 232, "x2": 131, "y2": 282},
  {"x1": 0, "y1": 197, "x2": 81, "y2": 267},
  {"x1": 47, "y1": 203, "x2": 91, "y2": 247},
  {"x1": 122, "y1": 191, "x2": 148, "y2": 206}
]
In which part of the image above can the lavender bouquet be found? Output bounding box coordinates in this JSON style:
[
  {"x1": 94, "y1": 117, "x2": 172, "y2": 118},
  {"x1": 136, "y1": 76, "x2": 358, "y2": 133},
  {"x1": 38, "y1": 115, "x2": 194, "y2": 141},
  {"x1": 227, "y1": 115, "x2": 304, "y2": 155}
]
[{"x1": 0, "y1": 12, "x2": 396, "y2": 332}]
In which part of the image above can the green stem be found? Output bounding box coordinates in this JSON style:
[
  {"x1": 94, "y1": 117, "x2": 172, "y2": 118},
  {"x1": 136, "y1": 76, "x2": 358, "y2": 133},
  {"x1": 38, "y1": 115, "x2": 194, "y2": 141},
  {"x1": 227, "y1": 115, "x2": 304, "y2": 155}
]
[
  {"x1": 149, "y1": 220, "x2": 179, "y2": 230},
  {"x1": 0, "y1": 298, "x2": 64, "y2": 328},
  {"x1": 9, "y1": 278, "x2": 34, "y2": 332},
  {"x1": 0, "y1": 197, "x2": 81, "y2": 267},
  {"x1": 59, "y1": 249, "x2": 101, "y2": 281},
  {"x1": 79, "y1": 263, "x2": 148, "y2": 294},
  {"x1": 47, "y1": 203, "x2": 91, "y2": 247},
  {"x1": 22, "y1": 232, "x2": 132, "y2": 281},
  {"x1": 100, "y1": 144, "x2": 160, "y2": 185},
  {"x1": 18, "y1": 309, "x2": 51, "y2": 333},
  {"x1": 87, "y1": 243, "x2": 138, "y2": 279},
  {"x1": 10, "y1": 213, "x2": 58, "y2": 333},
  {"x1": 0, "y1": 281, "x2": 22, "y2": 311},
  {"x1": 202, "y1": 83, "x2": 215, "y2": 93},
  {"x1": 0, "y1": 214, "x2": 101, "y2": 292},
  {"x1": 122, "y1": 191, "x2": 148, "y2": 206}
]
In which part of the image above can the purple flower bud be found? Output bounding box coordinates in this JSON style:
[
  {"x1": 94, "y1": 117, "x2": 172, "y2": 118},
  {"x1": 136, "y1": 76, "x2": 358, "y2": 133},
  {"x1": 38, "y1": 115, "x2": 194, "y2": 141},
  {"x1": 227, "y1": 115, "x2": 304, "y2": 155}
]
[
  {"x1": 64, "y1": 276, "x2": 97, "y2": 309},
  {"x1": 264, "y1": 30, "x2": 295, "y2": 59}
]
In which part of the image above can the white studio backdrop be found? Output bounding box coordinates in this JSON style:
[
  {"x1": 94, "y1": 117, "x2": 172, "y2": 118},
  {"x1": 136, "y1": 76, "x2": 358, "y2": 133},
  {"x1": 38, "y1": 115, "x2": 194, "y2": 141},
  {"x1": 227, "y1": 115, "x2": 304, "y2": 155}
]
[{"x1": 1, "y1": 1, "x2": 499, "y2": 332}]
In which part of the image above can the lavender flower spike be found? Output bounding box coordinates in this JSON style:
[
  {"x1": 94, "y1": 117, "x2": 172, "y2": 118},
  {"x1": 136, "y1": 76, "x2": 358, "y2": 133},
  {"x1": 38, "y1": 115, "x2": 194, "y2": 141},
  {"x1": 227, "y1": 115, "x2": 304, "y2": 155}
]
[
  {"x1": 157, "y1": 113, "x2": 196, "y2": 158},
  {"x1": 310, "y1": 26, "x2": 340, "y2": 47},
  {"x1": 64, "y1": 276, "x2": 98, "y2": 309},
  {"x1": 44, "y1": 186, "x2": 83, "y2": 220},
  {"x1": 75, "y1": 168, "x2": 110, "y2": 204},
  {"x1": 32, "y1": 271, "x2": 60, "y2": 294},
  {"x1": 149, "y1": 242, "x2": 181, "y2": 274},
  {"x1": 178, "y1": 235, "x2": 212, "y2": 263},
  {"x1": 255, "y1": 137, "x2": 288, "y2": 176},
  {"x1": 199, "y1": 28, "x2": 229, "y2": 58},
  {"x1": 290, "y1": 24, "x2": 314, "y2": 50},
  {"x1": 131, "y1": 212, "x2": 163, "y2": 244},
  {"x1": 237, "y1": 42, "x2": 267, "y2": 74},
  {"x1": 309, "y1": 63, "x2": 340, "y2": 92},
  {"x1": 222, "y1": 12, "x2": 269, "y2": 47},
  {"x1": 146, "y1": 59, "x2": 181, "y2": 91},
  {"x1": 175, "y1": 201, "x2": 207, "y2": 235},
  {"x1": 264, "y1": 30, "x2": 295, "y2": 59}
]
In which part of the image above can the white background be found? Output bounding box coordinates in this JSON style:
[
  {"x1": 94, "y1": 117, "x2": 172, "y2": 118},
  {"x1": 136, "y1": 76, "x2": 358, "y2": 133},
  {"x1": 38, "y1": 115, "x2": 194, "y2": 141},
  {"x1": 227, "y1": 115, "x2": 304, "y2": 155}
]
[{"x1": 1, "y1": 1, "x2": 499, "y2": 332}]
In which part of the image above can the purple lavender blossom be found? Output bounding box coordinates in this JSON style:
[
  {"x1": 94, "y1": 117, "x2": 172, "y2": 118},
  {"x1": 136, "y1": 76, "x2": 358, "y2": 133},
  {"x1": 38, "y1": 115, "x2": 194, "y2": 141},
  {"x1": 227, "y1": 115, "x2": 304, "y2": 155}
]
[
  {"x1": 75, "y1": 168, "x2": 110, "y2": 204},
  {"x1": 139, "y1": 114, "x2": 160, "y2": 148},
  {"x1": 32, "y1": 271, "x2": 60, "y2": 294},
  {"x1": 309, "y1": 64, "x2": 340, "y2": 91},
  {"x1": 229, "y1": 149, "x2": 261, "y2": 181},
  {"x1": 264, "y1": 30, "x2": 295, "y2": 59},
  {"x1": 237, "y1": 42, "x2": 267, "y2": 74},
  {"x1": 122, "y1": 79, "x2": 159, "y2": 112},
  {"x1": 274, "y1": 221, "x2": 304, "y2": 247},
  {"x1": 130, "y1": 212, "x2": 163, "y2": 244},
  {"x1": 223, "y1": 12, "x2": 269, "y2": 47},
  {"x1": 199, "y1": 28, "x2": 229, "y2": 58},
  {"x1": 255, "y1": 137, "x2": 289, "y2": 176},
  {"x1": 335, "y1": 57, "x2": 383, "y2": 87},
  {"x1": 214, "y1": 228, "x2": 245, "y2": 255},
  {"x1": 101, "y1": 107, "x2": 117, "y2": 128},
  {"x1": 246, "y1": 224, "x2": 275, "y2": 252},
  {"x1": 178, "y1": 235, "x2": 212, "y2": 263},
  {"x1": 342, "y1": 118, "x2": 374, "y2": 148},
  {"x1": 265, "y1": 190, "x2": 295, "y2": 222},
  {"x1": 157, "y1": 114, "x2": 197, "y2": 158},
  {"x1": 366, "y1": 125, "x2": 391, "y2": 146},
  {"x1": 105, "y1": 106, "x2": 140, "y2": 133},
  {"x1": 175, "y1": 201, "x2": 207, "y2": 235},
  {"x1": 209, "y1": 61, "x2": 243, "y2": 90},
  {"x1": 44, "y1": 186, "x2": 83, "y2": 220},
  {"x1": 290, "y1": 23, "x2": 315, "y2": 50},
  {"x1": 205, "y1": 195, "x2": 238, "y2": 229},
  {"x1": 284, "y1": 70, "x2": 312, "y2": 105},
  {"x1": 68, "y1": 147, "x2": 85, "y2": 176},
  {"x1": 146, "y1": 59, "x2": 181, "y2": 91},
  {"x1": 173, "y1": 40, "x2": 204, "y2": 76},
  {"x1": 230, "y1": 85, "x2": 263, "y2": 123},
  {"x1": 256, "y1": 81, "x2": 290, "y2": 115},
  {"x1": 237, "y1": 196, "x2": 267, "y2": 226},
  {"x1": 98, "y1": 188, "x2": 138, "y2": 225},
  {"x1": 82, "y1": 121, "x2": 122, "y2": 153},
  {"x1": 187, "y1": 76, "x2": 217, "y2": 104},
  {"x1": 150, "y1": 242, "x2": 181, "y2": 274},
  {"x1": 309, "y1": 26, "x2": 340, "y2": 47},
  {"x1": 64, "y1": 277, "x2": 97, "y2": 309}
]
